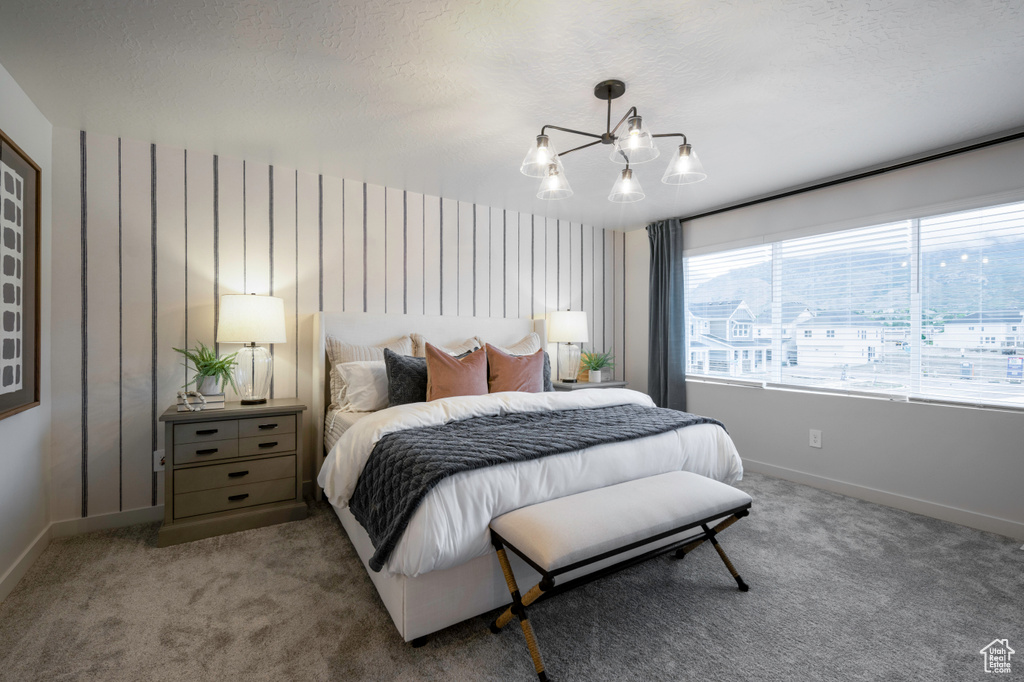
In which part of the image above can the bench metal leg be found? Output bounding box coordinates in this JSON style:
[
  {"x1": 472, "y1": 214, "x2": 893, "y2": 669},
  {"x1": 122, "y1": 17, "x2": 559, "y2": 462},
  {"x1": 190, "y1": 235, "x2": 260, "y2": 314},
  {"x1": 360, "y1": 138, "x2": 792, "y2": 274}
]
[
  {"x1": 672, "y1": 513, "x2": 750, "y2": 592},
  {"x1": 491, "y1": 534, "x2": 550, "y2": 682}
]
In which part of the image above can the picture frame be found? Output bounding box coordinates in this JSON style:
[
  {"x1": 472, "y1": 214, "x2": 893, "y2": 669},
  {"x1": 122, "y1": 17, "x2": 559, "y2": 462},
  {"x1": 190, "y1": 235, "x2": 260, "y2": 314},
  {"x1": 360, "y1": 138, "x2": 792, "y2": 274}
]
[{"x1": 0, "y1": 126, "x2": 41, "y2": 421}]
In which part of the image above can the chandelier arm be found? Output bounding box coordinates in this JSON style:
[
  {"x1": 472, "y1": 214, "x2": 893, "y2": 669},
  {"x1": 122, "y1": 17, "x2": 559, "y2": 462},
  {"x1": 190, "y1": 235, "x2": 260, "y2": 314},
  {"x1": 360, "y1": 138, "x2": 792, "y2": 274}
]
[
  {"x1": 652, "y1": 132, "x2": 688, "y2": 145},
  {"x1": 540, "y1": 124, "x2": 603, "y2": 140},
  {"x1": 617, "y1": 148, "x2": 630, "y2": 165},
  {"x1": 557, "y1": 139, "x2": 603, "y2": 158},
  {"x1": 609, "y1": 106, "x2": 639, "y2": 136}
]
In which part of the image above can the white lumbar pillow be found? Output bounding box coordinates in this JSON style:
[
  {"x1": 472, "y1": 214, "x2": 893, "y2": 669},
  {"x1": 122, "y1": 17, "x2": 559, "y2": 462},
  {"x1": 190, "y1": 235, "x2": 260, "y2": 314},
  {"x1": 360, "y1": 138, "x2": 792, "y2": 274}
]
[
  {"x1": 486, "y1": 332, "x2": 541, "y2": 356},
  {"x1": 335, "y1": 361, "x2": 389, "y2": 412}
]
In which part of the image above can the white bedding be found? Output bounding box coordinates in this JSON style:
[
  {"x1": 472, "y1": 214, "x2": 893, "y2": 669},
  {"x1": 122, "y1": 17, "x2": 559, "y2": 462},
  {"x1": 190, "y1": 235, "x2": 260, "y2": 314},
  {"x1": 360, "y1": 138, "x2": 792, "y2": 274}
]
[
  {"x1": 324, "y1": 410, "x2": 371, "y2": 452},
  {"x1": 318, "y1": 389, "x2": 743, "y2": 577}
]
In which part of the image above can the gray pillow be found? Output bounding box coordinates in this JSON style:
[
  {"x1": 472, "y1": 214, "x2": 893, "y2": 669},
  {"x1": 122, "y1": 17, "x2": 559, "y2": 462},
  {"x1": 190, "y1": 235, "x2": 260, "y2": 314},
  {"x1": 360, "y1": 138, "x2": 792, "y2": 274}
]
[
  {"x1": 384, "y1": 349, "x2": 429, "y2": 407},
  {"x1": 542, "y1": 352, "x2": 554, "y2": 392}
]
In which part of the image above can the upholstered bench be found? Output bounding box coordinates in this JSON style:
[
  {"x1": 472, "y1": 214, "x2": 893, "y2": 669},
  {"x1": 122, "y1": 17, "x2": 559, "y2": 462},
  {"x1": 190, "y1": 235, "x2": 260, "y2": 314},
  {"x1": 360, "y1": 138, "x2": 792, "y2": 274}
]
[{"x1": 487, "y1": 471, "x2": 753, "y2": 681}]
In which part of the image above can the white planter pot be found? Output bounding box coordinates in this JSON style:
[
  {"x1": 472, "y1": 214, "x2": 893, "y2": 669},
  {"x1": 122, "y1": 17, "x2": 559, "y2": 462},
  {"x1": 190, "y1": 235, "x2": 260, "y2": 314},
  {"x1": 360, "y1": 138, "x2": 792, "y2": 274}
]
[
  {"x1": 589, "y1": 369, "x2": 603, "y2": 383},
  {"x1": 198, "y1": 375, "x2": 221, "y2": 395}
]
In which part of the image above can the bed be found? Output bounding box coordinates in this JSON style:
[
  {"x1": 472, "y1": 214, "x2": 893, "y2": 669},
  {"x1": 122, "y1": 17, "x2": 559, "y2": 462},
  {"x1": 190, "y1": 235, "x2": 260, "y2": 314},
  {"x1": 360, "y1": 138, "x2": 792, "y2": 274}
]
[{"x1": 311, "y1": 312, "x2": 744, "y2": 642}]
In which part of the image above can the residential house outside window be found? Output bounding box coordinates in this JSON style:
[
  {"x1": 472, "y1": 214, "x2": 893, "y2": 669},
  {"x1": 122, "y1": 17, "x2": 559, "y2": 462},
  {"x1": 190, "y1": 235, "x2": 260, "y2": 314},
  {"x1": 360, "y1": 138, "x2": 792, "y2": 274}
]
[{"x1": 683, "y1": 199, "x2": 1024, "y2": 408}]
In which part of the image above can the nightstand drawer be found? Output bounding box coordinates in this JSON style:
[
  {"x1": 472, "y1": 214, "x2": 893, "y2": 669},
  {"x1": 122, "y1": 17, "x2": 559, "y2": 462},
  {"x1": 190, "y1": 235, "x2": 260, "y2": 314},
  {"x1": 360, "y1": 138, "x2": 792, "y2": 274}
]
[
  {"x1": 238, "y1": 415, "x2": 296, "y2": 438},
  {"x1": 174, "y1": 420, "x2": 239, "y2": 444},
  {"x1": 174, "y1": 455, "x2": 296, "y2": 494},
  {"x1": 173, "y1": 477, "x2": 296, "y2": 519},
  {"x1": 174, "y1": 439, "x2": 239, "y2": 465},
  {"x1": 238, "y1": 432, "x2": 296, "y2": 457}
]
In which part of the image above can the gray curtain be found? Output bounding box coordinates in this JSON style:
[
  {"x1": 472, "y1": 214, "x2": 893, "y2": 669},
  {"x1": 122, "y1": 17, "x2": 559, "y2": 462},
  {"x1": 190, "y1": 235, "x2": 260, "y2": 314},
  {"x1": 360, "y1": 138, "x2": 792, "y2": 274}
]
[{"x1": 647, "y1": 218, "x2": 686, "y2": 411}]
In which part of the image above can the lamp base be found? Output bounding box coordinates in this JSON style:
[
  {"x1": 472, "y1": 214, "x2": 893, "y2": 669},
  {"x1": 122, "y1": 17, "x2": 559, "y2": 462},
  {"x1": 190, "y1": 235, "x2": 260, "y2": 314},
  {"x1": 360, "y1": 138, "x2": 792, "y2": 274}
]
[
  {"x1": 234, "y1": 344, "x2": 273, "y2": 404},
  {"x1": 557, "y1": 343, "x2": 582, "y2": 382}
]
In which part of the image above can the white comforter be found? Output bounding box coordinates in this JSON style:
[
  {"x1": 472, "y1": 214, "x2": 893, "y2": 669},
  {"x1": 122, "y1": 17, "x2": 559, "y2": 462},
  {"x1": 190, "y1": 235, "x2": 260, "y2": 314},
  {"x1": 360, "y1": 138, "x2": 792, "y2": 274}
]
[{"x1": 318, "y1": 389, "x2": 743, "y2": 577}]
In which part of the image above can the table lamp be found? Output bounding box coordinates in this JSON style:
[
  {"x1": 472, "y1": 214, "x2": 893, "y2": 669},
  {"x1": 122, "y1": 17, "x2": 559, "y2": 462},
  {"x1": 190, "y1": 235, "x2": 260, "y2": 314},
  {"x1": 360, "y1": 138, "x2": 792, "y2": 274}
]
[
  {"x1": 548, "y1": 310, "x2": 589, "y2": 382},
  {"x1": 217, "y1": 294, "x2": 287, "y2": 404}
]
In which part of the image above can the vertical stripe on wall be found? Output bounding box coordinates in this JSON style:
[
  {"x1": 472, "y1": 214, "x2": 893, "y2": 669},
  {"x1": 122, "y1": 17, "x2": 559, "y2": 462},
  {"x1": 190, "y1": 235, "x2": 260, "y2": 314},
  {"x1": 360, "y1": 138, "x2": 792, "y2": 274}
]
[
  {"x1": 149, "y1": 143, "x2": 157, "y2": 506},
  {"x1": 79, "y1": 131, "x2": 88, "y2": 518},
  {"x1": 213, "y1": 156, "x2": 220, "y2": 355},
  {"x1": 117, "y1": 138, "x2": 123, "y2": 511},
  {"x1": 53, "y1": 132, "x2": 623, "y2": 518}
]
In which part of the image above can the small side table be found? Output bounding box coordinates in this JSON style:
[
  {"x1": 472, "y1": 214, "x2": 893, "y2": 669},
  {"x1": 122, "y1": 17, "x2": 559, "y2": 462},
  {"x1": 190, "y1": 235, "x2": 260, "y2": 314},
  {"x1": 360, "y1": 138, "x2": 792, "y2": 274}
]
[
  {"x1": 552, "y1": 380, "x2": 628, "y2": 391},
  {"x1": 158, "y1": 398, "x2": 308, "y2": 547}
]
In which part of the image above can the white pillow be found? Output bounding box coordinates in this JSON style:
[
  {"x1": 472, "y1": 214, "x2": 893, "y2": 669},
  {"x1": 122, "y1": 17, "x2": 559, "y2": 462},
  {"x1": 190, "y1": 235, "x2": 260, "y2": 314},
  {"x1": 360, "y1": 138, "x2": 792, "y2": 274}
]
[
  {"x1": 411, "y1": 333, "x2": 482, "y2": 358},
  {"x1": 486, "y1": 332, "x2": 542, "y2": 356},
  {"x1": 335, "y1": 361, "x2": 389, "y2": 412},
  {"x1": 326, "y1": 335, "x2": 413, "y2": 410}
]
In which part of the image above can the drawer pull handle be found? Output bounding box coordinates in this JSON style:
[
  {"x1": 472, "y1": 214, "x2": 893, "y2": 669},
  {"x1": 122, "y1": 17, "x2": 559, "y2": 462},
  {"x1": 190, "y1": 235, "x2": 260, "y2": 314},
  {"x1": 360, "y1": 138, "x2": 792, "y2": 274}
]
[
  {"x1": 227, "y1": 471, "x2": 249, "y2": 478},
  {"x1": 228, "y1": 493, "x2": 250, "y2": 502},
  {"x1": 258, "y1": 441, "x2": 279, "y2": 449},
  {"x1": 196, "y1": 429, "x2": 219, "y2": 436},
  {"x1": 258, "y1": 423, "x2": 279, "y2": 430},
  {"x1": 196, "y1": 448, "x2": 219, "y2": 455}
]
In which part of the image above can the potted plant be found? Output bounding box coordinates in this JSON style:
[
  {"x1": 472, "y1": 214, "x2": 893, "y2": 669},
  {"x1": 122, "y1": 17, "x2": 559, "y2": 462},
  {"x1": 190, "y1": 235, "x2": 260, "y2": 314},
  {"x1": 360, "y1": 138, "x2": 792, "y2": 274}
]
[
  {"x1": 580, "y1": 348, "x2": 615, "y2": 383},
  {"x1": 173, "y1": 341, "x2": 238, "y2": 395}
]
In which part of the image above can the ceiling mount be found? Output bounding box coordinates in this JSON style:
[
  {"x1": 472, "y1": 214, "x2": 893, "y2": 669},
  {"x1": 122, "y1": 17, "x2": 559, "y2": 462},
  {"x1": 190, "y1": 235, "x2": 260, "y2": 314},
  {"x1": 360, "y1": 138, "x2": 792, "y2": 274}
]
[
  {"x1": 520, "y1": 80, "x2": 708, "y2": 203},
  {"x1": 593, "y1": 79, "x2": 626, "y2": 101}
]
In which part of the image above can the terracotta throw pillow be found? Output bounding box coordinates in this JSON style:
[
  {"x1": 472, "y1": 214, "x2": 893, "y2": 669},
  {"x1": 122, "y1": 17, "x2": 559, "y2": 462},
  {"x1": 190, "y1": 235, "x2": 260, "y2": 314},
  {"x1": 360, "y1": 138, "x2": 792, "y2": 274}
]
[
  {"x1": 486, "y1": 344, "x2": 545, "y2": 393},
  {"x1": 425, "y1": 344, "x2": 488, "y2": 401}
]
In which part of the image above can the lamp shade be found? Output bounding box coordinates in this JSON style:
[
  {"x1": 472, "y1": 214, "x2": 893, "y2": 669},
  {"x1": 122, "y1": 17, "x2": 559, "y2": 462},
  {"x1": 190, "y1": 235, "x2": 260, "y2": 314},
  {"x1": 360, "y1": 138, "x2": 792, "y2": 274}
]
[
  {"x1": 548, "y1": 310, "x2": 589, "y2": 343},
  {"x1": 537, "y1": 162, "x2": 573, "y2": 200},
  {"x1": 217, "y1": 294, "x2": 287, "y2": 344},
  {"x1": 608, "y1": 168, "x2": 645, "y2": 203},
  {"x1": 610, "y1": 116, "x2": 659, "y2": 165},
  {"x1": 521, "y1": 134, "x2": 562, "y2": 178},
  {"x1": 661, "y1": 143, "x2": 707, "y2": 184}
]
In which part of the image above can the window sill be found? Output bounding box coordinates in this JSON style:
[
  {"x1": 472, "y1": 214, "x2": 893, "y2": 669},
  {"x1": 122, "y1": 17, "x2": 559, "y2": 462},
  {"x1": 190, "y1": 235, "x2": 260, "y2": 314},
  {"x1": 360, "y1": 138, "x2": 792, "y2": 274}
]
[{"x1": 686, "y1": 375, "x2": 1024, "y2": 414}]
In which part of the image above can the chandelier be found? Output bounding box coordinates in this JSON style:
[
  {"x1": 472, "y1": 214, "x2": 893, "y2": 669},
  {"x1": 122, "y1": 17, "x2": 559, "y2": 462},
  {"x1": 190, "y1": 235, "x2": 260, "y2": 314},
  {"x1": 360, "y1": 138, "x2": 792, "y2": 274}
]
[{"x1": 520, "y1": 79, "x2": 707, "y2": 203}]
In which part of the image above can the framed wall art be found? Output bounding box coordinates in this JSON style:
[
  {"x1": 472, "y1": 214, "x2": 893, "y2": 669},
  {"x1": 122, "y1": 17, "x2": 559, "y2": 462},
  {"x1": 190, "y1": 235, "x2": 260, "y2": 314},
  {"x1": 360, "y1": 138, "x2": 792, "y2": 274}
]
[{"x1": 0, "y1": 127, "x2": 40, "y2": 421}]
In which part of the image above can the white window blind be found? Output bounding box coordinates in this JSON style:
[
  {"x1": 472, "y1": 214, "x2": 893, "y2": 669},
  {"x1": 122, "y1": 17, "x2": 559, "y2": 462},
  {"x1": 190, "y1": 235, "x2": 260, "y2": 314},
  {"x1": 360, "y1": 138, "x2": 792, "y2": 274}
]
[
  {"x1": 683, "y1": 199, "x2": 1024, "y2": 409},
  {"x1": 777, "y1": 222, "x2": 911, "y2": 394},
  {"x1": 920, "y1": 202, "x2": 1024, "y2": 407}
]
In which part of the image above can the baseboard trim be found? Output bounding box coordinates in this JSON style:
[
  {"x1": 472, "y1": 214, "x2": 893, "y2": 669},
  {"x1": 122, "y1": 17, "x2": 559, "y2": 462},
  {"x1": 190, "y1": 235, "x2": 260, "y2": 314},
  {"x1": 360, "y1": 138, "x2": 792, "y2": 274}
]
[
  {"x1": 743, "y1": 458, "x2": 1024, "y2": 540},
  {"x1": 0, "y1": 525, "x2": 51, "y2": 604},
  {"x1": 50, "y1": 505, "x2": 165, "y2": 538}
]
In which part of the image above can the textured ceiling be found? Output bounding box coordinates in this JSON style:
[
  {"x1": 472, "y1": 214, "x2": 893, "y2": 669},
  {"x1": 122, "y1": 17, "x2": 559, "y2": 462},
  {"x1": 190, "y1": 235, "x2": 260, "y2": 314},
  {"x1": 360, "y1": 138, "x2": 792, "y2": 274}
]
[{"x1": 2, "y1": 0, "x2": 1024, "y2": 230}]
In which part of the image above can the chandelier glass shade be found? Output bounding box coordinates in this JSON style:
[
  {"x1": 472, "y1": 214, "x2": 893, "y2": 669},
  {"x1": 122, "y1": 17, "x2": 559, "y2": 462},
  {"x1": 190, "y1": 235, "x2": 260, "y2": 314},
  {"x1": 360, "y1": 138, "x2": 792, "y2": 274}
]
[
  {"x1": 608, "y1": 168, "x2": 644, "y2": 203},
  {"x1": 520, "y1": 134, "x2": 562, "y2": 178},
  {"x1": 661, "y1": 143, "x2": 708, "y2": 185},
  {"x1": 537, "y1": 162, "x2": 573, "y2": 200},
  {"x1": 610, "y1": 116, "x2": 659, "y2": 165},
  {"x1": 520, "y1": 80, "x2": 707, "y2": 203}
]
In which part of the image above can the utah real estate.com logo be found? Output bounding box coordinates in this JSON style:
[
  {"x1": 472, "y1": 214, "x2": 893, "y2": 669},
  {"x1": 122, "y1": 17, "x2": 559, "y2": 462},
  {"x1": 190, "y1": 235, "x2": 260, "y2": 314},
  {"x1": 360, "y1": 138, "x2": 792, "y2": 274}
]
[{"x1": 980, "y1": 639, "x2": 1014, "y2": 674}]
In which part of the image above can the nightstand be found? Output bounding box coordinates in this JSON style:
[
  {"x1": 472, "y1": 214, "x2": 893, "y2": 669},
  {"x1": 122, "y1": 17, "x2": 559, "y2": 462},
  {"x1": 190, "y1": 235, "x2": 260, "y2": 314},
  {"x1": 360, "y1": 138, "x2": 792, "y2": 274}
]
[
  {"x1": 552, "y1": 380, "x2": 628, "y2": 391},
  {"x1": 157, "y1": 398, "x2": 308, "y2": 547}
]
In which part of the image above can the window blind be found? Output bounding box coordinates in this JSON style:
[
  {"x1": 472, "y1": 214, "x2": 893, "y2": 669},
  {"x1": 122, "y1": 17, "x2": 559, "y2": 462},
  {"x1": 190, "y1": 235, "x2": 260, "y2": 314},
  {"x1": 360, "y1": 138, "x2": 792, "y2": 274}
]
[{"x1": 683, "y1": 199, "x2": 1024, "y2": 409}]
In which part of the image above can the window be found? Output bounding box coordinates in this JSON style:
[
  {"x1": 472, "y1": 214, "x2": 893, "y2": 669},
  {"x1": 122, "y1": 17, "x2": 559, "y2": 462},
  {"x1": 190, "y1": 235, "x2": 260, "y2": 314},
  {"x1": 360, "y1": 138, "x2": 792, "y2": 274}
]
[{"x1": 684, "y1": 199, "x2": 1024, "y2": 408}]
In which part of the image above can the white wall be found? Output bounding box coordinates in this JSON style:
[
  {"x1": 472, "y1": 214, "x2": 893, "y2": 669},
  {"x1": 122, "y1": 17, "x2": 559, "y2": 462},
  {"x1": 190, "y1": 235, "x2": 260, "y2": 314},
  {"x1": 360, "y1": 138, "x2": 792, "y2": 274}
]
[
  {"x1": 625, "y1": 137, "x2": 1024, "y2": 539},
  {"x1": 49, "y1": 129, "x2": 627, "y2": 522},
  {"x1": 0, "y1": 60, "x2": 52, "y2": 600}
]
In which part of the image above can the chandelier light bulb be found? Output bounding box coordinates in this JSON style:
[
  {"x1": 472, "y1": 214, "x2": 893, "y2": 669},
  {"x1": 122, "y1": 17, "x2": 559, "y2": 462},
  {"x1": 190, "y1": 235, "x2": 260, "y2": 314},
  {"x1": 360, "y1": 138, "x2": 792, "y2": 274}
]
[
  {"x1": 521, "y1": 134, "x2": 562, "y2": 178},
  {"x1": 661, "y1": 143, "x2": 708, "y2": 185},
  {"x1": 537, "y1": 163, "x2": 573, "y2": 200},
  {"x1": 608, "y1": 168, "x2": 644, "y2": 203}
]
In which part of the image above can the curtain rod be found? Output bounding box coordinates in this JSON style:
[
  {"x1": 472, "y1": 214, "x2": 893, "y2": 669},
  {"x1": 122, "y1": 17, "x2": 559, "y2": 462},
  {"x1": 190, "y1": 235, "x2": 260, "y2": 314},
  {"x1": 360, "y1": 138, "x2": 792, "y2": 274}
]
[{"x1": 678, "y1": 129, "x2": 1024, "y2": 224}]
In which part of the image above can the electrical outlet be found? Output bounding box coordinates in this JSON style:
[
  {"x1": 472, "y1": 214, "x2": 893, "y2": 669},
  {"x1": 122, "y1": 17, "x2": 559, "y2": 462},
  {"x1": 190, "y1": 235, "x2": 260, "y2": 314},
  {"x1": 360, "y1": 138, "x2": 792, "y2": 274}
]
[
  {"x1": 809, "y1": 429, "x2": 822, "y2": 449},
  {"x1": 153, "y1": 449, "x2": 165, "y2": 472}
]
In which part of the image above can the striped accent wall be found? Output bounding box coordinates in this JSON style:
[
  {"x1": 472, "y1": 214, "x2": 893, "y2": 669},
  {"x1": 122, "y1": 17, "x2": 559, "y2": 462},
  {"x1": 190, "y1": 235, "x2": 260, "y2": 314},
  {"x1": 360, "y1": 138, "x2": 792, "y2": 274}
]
[{"x1": 50, "y1": 128, "x2": 628, "y2": 521}]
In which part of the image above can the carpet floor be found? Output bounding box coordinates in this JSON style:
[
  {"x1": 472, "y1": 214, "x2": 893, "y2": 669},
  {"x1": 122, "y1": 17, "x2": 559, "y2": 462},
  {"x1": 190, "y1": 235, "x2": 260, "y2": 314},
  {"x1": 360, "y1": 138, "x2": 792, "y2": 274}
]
[{"x1": 1, "y1": 472, "x2": 1021, "y2": 681}]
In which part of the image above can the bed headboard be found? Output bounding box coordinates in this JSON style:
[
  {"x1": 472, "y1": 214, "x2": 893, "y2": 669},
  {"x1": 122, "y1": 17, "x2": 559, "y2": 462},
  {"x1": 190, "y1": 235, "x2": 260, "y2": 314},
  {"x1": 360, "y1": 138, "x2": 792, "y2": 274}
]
[{"x1": 310, "y1": 312, "x2": 548, "y2": 483}]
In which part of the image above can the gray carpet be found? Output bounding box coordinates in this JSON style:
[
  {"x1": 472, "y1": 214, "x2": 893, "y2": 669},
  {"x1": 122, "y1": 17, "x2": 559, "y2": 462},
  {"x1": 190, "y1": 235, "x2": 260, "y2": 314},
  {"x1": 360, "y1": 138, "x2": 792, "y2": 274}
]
[{"x1": 1, "y1": 472, "x2": 1021, "y2": 681}]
